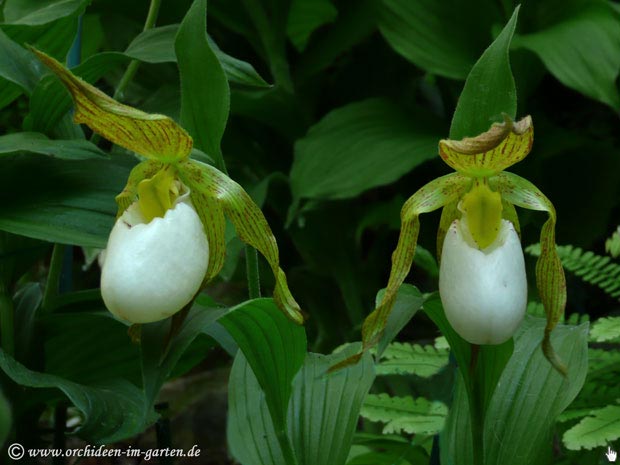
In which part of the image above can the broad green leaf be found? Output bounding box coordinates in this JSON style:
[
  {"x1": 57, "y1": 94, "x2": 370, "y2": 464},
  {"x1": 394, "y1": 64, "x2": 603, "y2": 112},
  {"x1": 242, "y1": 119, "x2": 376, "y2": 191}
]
[
  {"x1": 379, "y1": 0, "x2": 499, "y2": 80},
  {"x1": 0, "y1": 387, "x2": 10, "y2": 448},
  {"x1": 42, "y1": 311, "x2": 140, "y2": 386},
  {"x1": 219, "y1": 299, "x2": 306, "y2": 436},
  {"x1": 0, "y1": 28, "x2": 42, "y2": 93},
  {"x1": 563, "y1": 405, "x2": 620, "y2": 450},
  {"x1": 450, "y1": 7, "x2": 519, "y2": 140},
  {"x1": 228, "y1": 344, "x2": 375, "y2": 465},
  {"x1": 590, "y1": 317, "x2": 620, "y2": 343},
  {"x1": 286, "y1": 0, "x2": 337, "y2": 51},
  {"x1": 0, "y1": 132, "x2": 105, "y2": 160},
  {"x1": 176, "y1": 0, "x2": 230, "y2": 165},
  {"x1": 178, "y1": 159, "x2": 304, "y2": 324},
  {"x1": 361, "y1": 393, "x2": 447, "y2": 435},
  {"x1": 0, "y1": 16, "x2": 79, "y2": 109},
  {"x1": 125, "y1": 24, "x2": 270, "y2": 88},
  {"x1": 515, "y1": 2, "x2": 620, "y2": 108},
  {"x1": 440, "y1": 116, "x2": 533, "y2": 177},
  {"x1": 0, "y1": 155, "x2": 131, "y2": 248},
  {"x1": 31, "y1": 48, "x2": 193, "y2": 162},
  {"x1": 440, "y1": 372, "x2": 473, "y2": 465},
  {"x1": 376, "y1": 342, "x2": 448, "y2": 377},
  {"x1": 491, "y1": 171, "x2": 567, "y2": 373},
  {"x1": 2, "y1": 0, "x2": 87, "y2": 25},
  {"x1": 0, "y1": 349, "x2": 156, "y2": 444},
  {"x1": 360, "y1": 173, "x2": 470, "y2": 357},
  {"x1": 290, "y1": 99, "x2": 444, "y2": 202},
  {"x1": 141, "y1": 296, "x2": 227, "y2": 407},
  {"x1": 375, "y1": 284, "x2": 425, "y2": 357},
  {"x1": 484, "y1": 316, "x2": 589, "y2": 465}
]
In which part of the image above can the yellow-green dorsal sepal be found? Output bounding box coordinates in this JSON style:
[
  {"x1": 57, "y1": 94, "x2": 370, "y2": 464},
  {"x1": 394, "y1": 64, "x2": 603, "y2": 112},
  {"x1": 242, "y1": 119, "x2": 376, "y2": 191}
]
[
  {"x1": 138, "y1": 168, "x2": 180, "y2": 223},
  {"x1": 30, "y1": 47, "x2": 193, "y2": 163},
  {"x1": 459, "y1": 180, "x2": 503, "y2": 249},
  {"x1": 439, "y1": 115, "x2": 533, "y2": 177}
]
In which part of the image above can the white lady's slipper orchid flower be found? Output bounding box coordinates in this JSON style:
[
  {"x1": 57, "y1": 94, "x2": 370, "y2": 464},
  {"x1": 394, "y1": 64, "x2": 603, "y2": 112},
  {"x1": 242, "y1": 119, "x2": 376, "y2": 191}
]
[
  {"x1": 439, "y1": 217, "x2": 527, "y2": 345},
  {"x1": 100, "y1": 188, "x2": 209, "y2": 324}
]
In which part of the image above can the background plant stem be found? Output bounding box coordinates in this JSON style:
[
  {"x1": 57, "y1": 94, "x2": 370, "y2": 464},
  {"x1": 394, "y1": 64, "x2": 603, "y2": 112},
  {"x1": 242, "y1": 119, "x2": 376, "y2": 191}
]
[
  {"x1": 468, "y1": 345, "x2": 484, "y2": 465},
  {"x1": 0, "y1": 287, "x2": 14, "y2": 356},
  {"x1": 42, "y1": 243, "x2": 66, "y2": 312}
]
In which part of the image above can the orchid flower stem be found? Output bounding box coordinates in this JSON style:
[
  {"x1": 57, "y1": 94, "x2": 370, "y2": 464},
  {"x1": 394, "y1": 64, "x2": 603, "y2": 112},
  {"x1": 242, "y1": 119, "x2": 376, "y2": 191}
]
[
  {"x1": 245, "y1": 245, "x2": 261, "y2": 299},
  {"x1": 42, "y1": 243, "x2": 66, "y2": 312},
  {"x1": 468, "y1": 344, "x2": 484, "y2": 465},
  {"x1": 0, "y1": 287, "x2": 14, "y2": 356}
]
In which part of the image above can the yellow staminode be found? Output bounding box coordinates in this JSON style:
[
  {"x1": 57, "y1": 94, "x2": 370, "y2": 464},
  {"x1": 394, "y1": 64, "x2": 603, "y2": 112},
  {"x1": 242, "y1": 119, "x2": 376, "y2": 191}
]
[
  {"x1": 137, "y1": 169, "x2": 180, "y2": 223},
  {"x1": 459, "y1": 181, "x2": 503, "y2": 250}
]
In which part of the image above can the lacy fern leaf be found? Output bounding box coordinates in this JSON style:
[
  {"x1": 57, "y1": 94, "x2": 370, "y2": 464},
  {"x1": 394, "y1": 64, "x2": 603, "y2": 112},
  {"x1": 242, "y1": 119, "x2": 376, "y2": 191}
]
[
  {"x1": 375, "y1": 342, "x2": 449, "y2": 377},
  {"x1": 526, "y1": 244, "x2": 620, "y2": 299}
]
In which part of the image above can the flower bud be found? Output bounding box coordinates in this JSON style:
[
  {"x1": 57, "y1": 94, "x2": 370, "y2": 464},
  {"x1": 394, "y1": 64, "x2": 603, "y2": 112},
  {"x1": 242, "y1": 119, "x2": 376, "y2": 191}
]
[
  {"x1": 100, "y1": 190, "x2": 209, "y2": 324},
  {"x1": 439, "y1": 218, "x2": 527, "y2": 345}
]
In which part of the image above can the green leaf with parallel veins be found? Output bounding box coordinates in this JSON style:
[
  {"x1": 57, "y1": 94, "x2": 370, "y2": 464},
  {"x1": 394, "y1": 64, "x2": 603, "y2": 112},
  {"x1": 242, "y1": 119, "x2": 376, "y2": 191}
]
[
  {"x1": 176, "y1": 0, "x2": 230, "y2": 165},
  {"x1": 0, "y1": 349, "x2": 156, "y2": 444},
  {"x1": 515, "y1": 1, "x2": 620, "y2": 108},
  {"x1": 0, "y1": 132, "x2": 105, "y2": 160},
  {"x1": 563, "y1": 405, "x2": 620, "y2": 450},
  {"x1": 361, "y1": 393, "x2": 447, "y2": 435},
  {"x1": 0, "y1": 27, "x2": 42, "y2": 93},
  {"x1": 219, "y1": 299, "x2": 306, "y2": 435},
  {"x1": 450, "y1": 7, "x2": 519, "y2": 140},
  {"x1": 379, "y1": 0, "x2": 500, "y2": 80},
  {"x1": 2, "y1": 0, "x2": 88, "y2": 25},
  {"x1": 290, "y1": 98, "x2": 444, "y2": 202},
  {"x1": 228, "y1": 344, "x2": 375, "y2": 465},
  {"x1": 125, "y1": 24, "x2": 270, "y2": 88},
  {"x1": 0, "y1": 155, "x2": 130, "y2": 247},
  {"x1": 286, "y1": 0, "x2": 337, "y2": 51}
]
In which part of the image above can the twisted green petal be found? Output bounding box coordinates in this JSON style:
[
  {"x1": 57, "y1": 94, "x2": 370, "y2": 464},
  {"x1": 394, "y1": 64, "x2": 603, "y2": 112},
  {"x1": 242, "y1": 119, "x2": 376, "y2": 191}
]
[{"x1": 490, "y1": 171, "x2": 567, "y2": 374}]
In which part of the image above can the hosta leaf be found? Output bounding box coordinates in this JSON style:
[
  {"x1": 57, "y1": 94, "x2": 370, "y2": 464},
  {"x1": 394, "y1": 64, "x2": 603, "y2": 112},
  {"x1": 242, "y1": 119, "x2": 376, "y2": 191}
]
[
  {"x1": 563, "y1": 405, "x2": 620, "y2": 450},
  {"x1": 0, "y1": 155, "x2": 130, "y2": 248},
  {"x1": 515, "y1": 2, "x2": 620, "y2": 108},
  {"x1": 361, "y1": 393, "x2": 447, "y2": 435},
  {"x1": 228, "y1": 344, "x2": 375, "y2": 465},
  {"x1": 179, "y1": 159, "x2": 304, "y2": 324},
  {"x1": 125, "y1": 24, "x2": 269, "y2": 88},
  {"x1": 359, "y1": 173, "x2": 471, "y2": 360},
  {"x1": 590, "y1": 317, "x2": 620, "y2": 343},
  {"x1": 0, "y1": 132, "x2": 105, "y2": 160},
  {"x1": 286, "y1": 0, "x2": 337, "y2": 51},
  {"x1": 376, "y1": 342, "x2": 449, "y2": 377},
  {"x1": 0, "y1": 349, "x2": 156, "y2": 444},
  {"x1": 2, "y1": 0, "x2": 88, "y2": 25},
  {"x1": 290, "y1": 98, "x2": 443, "y2": 203},
  {"x1": 219, "y1": 299, "x2": 306, "y2": 435},
  {"x1": 450, "y1": 7, "x2": 519, "y2": 140},
  {"x1": 378, "y1": 0, "x2": 499, "y2": 80},
  {"x1": 30, "y1": 47, "x2": 193, "y2": 162},
  {"x1": 491, "y1": 171, "x2": 566, "y2": 374},
  {"x1": 176, "y1": 0, "x2": 230, "y2": 165}
]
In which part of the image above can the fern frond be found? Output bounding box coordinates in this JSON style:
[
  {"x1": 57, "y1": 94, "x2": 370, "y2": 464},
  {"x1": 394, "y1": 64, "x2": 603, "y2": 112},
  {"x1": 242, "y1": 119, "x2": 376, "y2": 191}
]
[
  {"x1": 361, "y1": 393, "x2": 447, "y2": 435},
  {"x1": 606, "y1": 226, "x2": 620, "y2": 258},
  {"x1": 590, "y1": 317, "x2": 620, "y2": 343},
  {"x1": 562, "y1": 404, "x2": 620, "y2": 450},
  {"x1": 526, "y1": 244, "x2": 620, "y2": 299},
  {"x1": 375, "y1": 342, "x2": 449, "y2": 377}
]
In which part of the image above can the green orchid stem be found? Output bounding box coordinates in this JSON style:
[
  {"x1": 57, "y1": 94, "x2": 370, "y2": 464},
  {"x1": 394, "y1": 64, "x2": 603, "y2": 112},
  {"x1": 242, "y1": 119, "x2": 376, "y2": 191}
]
[
  {"x1": 241, "y1": 0, "x2": 293, "y2": 92},
  {"x1": 113, "y1": 0, "x2": 161, "y2": 102},
  {"x1": 245, "y1": 245, "x2": 261, "y2": 299},
  {"x1": 0, "y1": 287, "x2": 14, "y2": 356},
  {"x1": 42, "y1": 243, "x2": 66, "y2": 312},
  {"x1": 468, "y1": 344, "x2": 485, "y2": 465}
]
